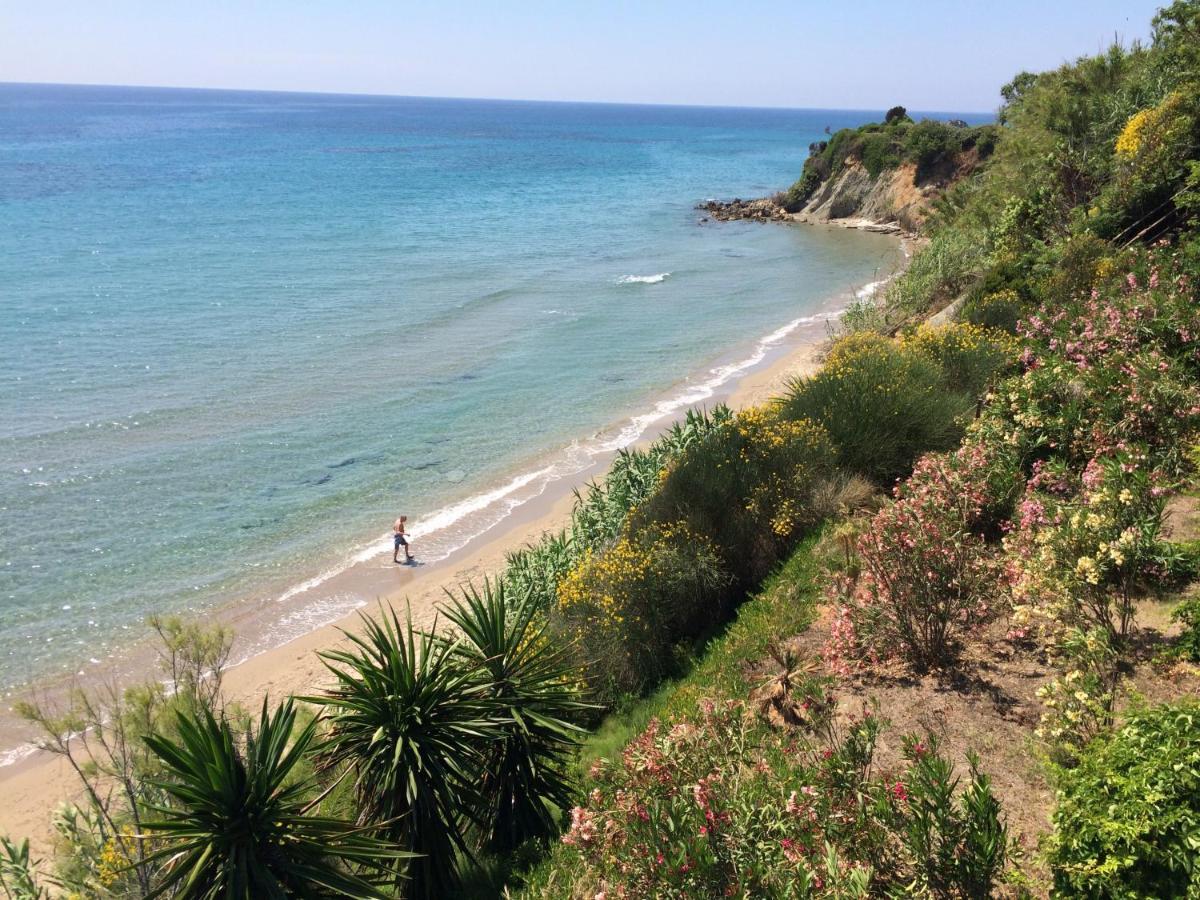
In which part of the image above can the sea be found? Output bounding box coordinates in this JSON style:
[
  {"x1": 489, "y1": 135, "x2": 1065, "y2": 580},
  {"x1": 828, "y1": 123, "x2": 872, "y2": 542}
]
[{"x1": 0, "y1": 83, "x2": 989, "y2": 715}]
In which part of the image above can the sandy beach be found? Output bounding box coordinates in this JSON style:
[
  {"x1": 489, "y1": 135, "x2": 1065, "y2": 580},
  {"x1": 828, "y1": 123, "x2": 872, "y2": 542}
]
[{"x1": 0, "y1": 284, "x2": 837, "y2": 854}]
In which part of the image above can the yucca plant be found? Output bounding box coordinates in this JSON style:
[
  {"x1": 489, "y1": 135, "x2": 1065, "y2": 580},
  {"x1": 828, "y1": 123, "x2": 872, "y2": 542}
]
[
  {"x1": 140, "y1": 697, "x2": 403, "y2": 899},
  {"x1": 306, "y1": 607, "x2": 503, "y2": 900},
  {"x1": 442, "y1": 580, "x2": 591, "y2": 852}
]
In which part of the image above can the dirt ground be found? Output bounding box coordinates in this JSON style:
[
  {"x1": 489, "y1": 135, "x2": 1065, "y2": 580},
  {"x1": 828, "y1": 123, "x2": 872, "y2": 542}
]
[{"x1": 748, "y1": 580, "x2": 1200, "y2": 895}]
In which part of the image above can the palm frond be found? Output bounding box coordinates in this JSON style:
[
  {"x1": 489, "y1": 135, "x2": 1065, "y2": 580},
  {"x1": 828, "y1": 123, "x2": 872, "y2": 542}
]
[
  {"x1": 442, "y1": 579, "x2": 593, "y2": 851},
  {"x1": 304, "y1": 606, "x2": 504, "y2": 899},
  {"x1": 140, "y1": 696, "x2": 408, "y2": 900}
]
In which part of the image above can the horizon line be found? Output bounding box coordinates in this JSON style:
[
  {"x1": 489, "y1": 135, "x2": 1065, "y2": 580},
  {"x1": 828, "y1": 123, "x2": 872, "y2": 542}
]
[{"x1": 0, "y1": 78, "x2": 997, "y2": 118}]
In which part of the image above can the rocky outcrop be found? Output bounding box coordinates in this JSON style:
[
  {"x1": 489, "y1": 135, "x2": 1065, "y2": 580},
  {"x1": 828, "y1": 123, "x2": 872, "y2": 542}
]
[
  {"x1": 702, "y1": 146, "x2": 983, "y2": 237},
  {"x1": 701, "y1": 186, "x2": 908, "y2": 234},
  {"x1": 700, "y1": 196, "x2": 791, "y2": 222}
]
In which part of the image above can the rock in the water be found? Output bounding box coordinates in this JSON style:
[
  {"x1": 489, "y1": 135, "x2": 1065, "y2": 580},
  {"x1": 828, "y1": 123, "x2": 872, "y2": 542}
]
[{"x1": 697, "y1": 196, "x2": 788, "y2": 223}]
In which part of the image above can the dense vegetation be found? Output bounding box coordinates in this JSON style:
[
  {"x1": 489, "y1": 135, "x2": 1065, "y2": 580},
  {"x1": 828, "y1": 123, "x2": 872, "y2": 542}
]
[
  {"x1": 5, "y1": 3, "x2": 1200, "y2": 898},
  {"x1": 782, "y1": 107, "x2": 1001, "y2": 211}
]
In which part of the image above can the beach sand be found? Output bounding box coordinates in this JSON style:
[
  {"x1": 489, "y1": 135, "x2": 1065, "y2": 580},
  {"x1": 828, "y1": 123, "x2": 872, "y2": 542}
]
[{"x1": 0, "y1": 307, "x2": 831, "y2": 855}]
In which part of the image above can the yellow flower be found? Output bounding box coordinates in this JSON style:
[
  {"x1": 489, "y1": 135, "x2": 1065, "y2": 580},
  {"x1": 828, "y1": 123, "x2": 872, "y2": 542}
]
[{"x1": 1116, "y1": 107, "x2": 1155, "y2": 158}]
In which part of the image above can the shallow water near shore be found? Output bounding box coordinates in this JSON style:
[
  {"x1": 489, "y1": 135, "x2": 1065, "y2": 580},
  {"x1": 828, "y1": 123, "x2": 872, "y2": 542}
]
[{"x1": 0, "y1": 85, "x2": 948, "y2": 713}]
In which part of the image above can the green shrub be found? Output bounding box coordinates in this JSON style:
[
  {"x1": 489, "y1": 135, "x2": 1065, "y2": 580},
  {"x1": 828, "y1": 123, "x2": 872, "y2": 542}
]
[
  {"x1": 554, "y1": 521, "x2": 728, "y2": 704},
  {"x1": 961, "y1": 289, "x2": 1023, "y2": 333},
  {"x1": 878, "y1": 225, "x2": 989, "y2": 324},
  {"x1": 630, "y1": 407, "x2": 837, "y2": 589},
  {"x1": 904, "y1": 119, "x2": 962, "y2": 179},
  {"x1": 783, "y1": 166, "x2": 823, "y2": 210},
  {"x1": 1036, "y1": 232, "x2": 1111, "y2": 301},
  {"x1": 970, "y1": 124, "x2": 1000, "y2": 158},
  {"x1": 902, "y1": 322, "x2": 1018, "y2": 399},
  {"x1": 1046, "y1": 700, "x2": 1200, "y2": 897},
  {"x1": 860, "y1": 131, "x2": 901, "y2": 177},
  {"x1": 780, "y1": 333, "x2": 971, "y2": 485},
  {"x1": 822, "y1": 127, "x2": 858, "y2": 174},
  {"x1": 899, "y1": 736, "x2": 1009, "y2": 899},
  {"x1": 1170, "y1": 595, "x2": 1200, "y2": 661},
  {"x1": 0, "y1": 837, "x2": 47, "y2": 899}
]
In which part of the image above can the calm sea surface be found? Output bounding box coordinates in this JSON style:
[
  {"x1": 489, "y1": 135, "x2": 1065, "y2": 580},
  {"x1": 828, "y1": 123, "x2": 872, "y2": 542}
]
[{"x1": 0, "y1": 84, "x2": 986, "y2": 696}]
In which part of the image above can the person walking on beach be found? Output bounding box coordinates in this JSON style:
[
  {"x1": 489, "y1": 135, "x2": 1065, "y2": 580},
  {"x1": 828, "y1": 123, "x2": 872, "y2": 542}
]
[{"x1": 393, "y1": 515, "x2": 414, "y2": 563}]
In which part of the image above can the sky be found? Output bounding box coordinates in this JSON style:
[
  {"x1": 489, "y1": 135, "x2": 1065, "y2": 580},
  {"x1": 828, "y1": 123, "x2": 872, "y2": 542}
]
[{"x1": 0, "y1": 1, "x2": 1168, "y2": 113}]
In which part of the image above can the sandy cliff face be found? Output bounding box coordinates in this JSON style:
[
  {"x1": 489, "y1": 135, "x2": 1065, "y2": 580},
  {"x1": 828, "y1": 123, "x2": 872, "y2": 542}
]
[{"x1": 793, "y1": 160, "x2": 925, "y2": 231}]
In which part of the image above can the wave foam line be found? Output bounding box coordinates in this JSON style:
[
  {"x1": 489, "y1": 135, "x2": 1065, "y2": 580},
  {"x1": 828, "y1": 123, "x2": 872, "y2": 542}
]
[
  {"x1": 0, "y1": 743, "x2": 37, "y2": 768},
  {"x1": 591, "y1": 307, "x2": 843, "y2": 453},
  {"x1": 617, "y1": 273, "x2": 670, "y2": 284},
  {"x1": 856, "y1": 278, "x2": 886, "y2": 299},
  {"x1": 269, "y1": 292, "x2": 875, "y2": 609}
]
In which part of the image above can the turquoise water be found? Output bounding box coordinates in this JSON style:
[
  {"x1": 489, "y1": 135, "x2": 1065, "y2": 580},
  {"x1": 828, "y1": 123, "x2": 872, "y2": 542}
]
[{"x1": 0, "y1": 84, "x2": 980, "y2": 695}]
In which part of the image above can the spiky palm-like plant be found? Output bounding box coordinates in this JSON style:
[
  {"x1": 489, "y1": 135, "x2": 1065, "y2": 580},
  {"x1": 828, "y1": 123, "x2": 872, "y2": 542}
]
[
  {"x1": 141, "y1": 697, "x2": 404, "y2": 899},
  {"x1": 442, "y1": 580, "x2": 591, "y2": 852},
  {"x1": 306, "y1": 607, "x2": 503, "y2": 900}
]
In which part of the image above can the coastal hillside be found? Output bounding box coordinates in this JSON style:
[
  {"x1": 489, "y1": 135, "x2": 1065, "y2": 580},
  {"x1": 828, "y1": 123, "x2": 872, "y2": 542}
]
[
  {"x1": 5, "y1": 3, "x2": 1200, "y2": 899},
  {"x1": 518, "y1": 3, "x2": 1200, "y2": 898},
  {"x1": 705, "y1": 108, "x2": 999, "y2": 233}
]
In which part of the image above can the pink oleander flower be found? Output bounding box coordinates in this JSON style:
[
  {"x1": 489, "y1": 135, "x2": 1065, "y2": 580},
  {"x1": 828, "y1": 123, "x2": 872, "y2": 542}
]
[{"x1": 562, "y1": 806, "x2": 597, "y2": 846}]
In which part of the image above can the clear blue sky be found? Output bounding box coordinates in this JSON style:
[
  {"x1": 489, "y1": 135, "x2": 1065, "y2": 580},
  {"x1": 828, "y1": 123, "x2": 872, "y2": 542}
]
[{"x1": 0, "y1": 1, "x2": 1166, "y2": 112}]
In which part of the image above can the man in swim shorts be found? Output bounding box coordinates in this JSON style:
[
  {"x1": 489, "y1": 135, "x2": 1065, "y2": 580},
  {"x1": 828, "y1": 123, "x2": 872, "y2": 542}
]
[{"x1": 393, "y1": 515, "x2": 413, "y2": 563}]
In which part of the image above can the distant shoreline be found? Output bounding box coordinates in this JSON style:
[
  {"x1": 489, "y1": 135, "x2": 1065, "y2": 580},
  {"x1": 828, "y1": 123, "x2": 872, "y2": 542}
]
[{"x1": 0, "y1": 81, "x2": 996, "y2": 119}]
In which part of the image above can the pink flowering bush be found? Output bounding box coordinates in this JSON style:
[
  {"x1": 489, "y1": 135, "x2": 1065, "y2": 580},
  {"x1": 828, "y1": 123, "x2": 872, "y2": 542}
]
[
  {"x1": 1006, "y1": 448, "x2": 1169, "y2": 645},
  {"x1": 552, "y1": 699, "x2": 1007, "y2": 899},
  {"x1": 1002, "y1": 252, "x2": 1200, "y2": 473},
  {"x1": 826, "y1": 443, "x2": 1012, "y2": 672},
  {"x1": 976, "y1": 248, "x2": 1200, "y2": 756}
]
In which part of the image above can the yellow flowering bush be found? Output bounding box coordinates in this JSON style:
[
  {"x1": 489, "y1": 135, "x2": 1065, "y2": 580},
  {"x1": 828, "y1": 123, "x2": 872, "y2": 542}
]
[
  {"x1": 555, "y1": 521, "x2": 728, "y2": 702},
  {"x1": 632, "y1": 406, "x2": 836, "y2": 589},
  {"x1": 1115, "y1": 107, "x2": 1155, "y2": 159},
  {"x1": 781, "y1": 332, "x2": 971, "y2": 484},
  {"x1": 1033, "y1": 629, "x2": 1119, "y2": 758},
  {"x1": 901, "y1": 321, "x2": 1018, "y2": 398},
  {"x1": 1093, "y1": 90, "x2": 1197, "y2": 238},
  {"x1": 735, "y1": 407, "x2": 834, "y2": 538},
  {"x1": 961, "y1": 288, "x2": 1023, "y2": 333},
  {"x1": 1115, "y1": 92, "x2": 1190, "y2": 161}
]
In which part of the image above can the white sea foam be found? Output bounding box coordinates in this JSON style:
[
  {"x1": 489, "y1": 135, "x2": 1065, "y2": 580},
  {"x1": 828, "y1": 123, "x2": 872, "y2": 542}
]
[
  {"x1": 856, "y1": 278, "x2": 886, "y2": 299},
  {"x1": 617, "y1": 273, "x2": 671, "y2": 285},
  {"x1": 230, "y1": 594, "x2": 370, "y2": 667},
  {"x1": 0, "y1": 742, "x2": 38, "y2": 768}
]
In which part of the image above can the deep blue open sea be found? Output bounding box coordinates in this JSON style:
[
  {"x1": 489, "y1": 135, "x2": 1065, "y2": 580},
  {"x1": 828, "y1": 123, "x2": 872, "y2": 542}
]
[{"x1": 0, "y1": 83, "x2": 987, "y2": 700}]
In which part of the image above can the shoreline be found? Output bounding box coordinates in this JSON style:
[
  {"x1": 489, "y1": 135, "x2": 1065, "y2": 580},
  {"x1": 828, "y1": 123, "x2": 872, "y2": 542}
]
[{"x1": 0, "y1": 236, "x2": 907, "y2": 850}]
